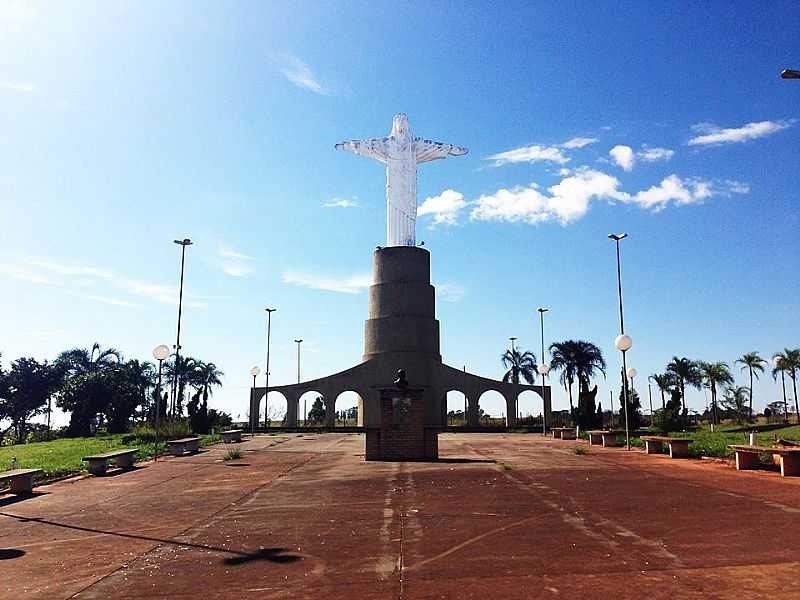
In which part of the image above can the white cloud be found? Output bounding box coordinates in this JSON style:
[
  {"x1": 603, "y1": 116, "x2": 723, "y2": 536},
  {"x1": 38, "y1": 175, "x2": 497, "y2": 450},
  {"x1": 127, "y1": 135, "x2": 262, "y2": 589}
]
[
  {"x1": 487, "y1": 145, "x2": 570, "y2": 166},
  {"x1": 608, "y1": 145, "x2": 674, "y2": 171},
  {"x1": 272, "y1": 53, "x2": 330, "y2": 96},
  {"x1": 218, "y1": 245, "x2": 254, "y2": 261},
  {"x1": 628, "y1": 175, "x2": 747, "y2": 211},
  {"x1": 560, "y1": 137, "x2": 598, "y2": 149},
  {"x1": 688, "y1": 120, "x2": 792, "y2": 146},
  {"x1": 324, "y1": 197, "x2": 359, "y2": 208},
  {"x1": 638, "y1": 146, "x2": 674, "y2": 162},
  {"x1": 71, "y1": 292, "x2": 139, "y2": 308},
  {"x1": 471, "y1": 168, "x2": 628, "y2": 225},
  {"x1": 436, "y1": 282, "x2": 466, "y2": 302},
  {"x1": 282, "y1": 270, "x2": 371, "y2": 294},
  {"x1": 218, "y1": 244, "x2": 255, "y2": 278},
  {"x1": 0, "y1": 264, "x2": 50, "y2": 284},
  {"x1": 609, "y1": 145, "x2": 635, "y2": 171},
  {"x1": 30, "y1": 259, "x2": 113, "y2": 279},
  {"x1": 417, "y1": 189, "x2": 466, "y2": 225},
  {"x1": 0, "y1": 81, "x2": 36, "y2": 94}
]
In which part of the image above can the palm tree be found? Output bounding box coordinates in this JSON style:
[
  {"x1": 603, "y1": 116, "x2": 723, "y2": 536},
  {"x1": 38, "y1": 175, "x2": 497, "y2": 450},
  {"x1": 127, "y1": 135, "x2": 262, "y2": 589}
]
[
  {"x1": 195, "y1": 360, "x2": 224, "y2": 420},
  {"x1": 163, "y1": 355, "x2": 200, "y2": 416},
  {"x1": 56, "y1": 342, "x2": 122, "y2": 377},
  {"x1": 721, "y1": 385, "x2": 750, "y2": 424},
  {"x1": 650, "y1": 372, "x2": 675, "y2": 410},
  {"x1": 501, "y1": 348, "x2": 537, "y2": 385},
  {"x1": 772, "y1": 355, "x2": 790, "y2": 423},
  {"x1": 698, "y1": 361, "x2": 734, "y2": 425},
  {"x1": 735, "y1": 352, "x2": 766, "y2": 422},
  {"x1": 773, "y1": 349, "x2": 800, "y2": 424},
  {"x1": 549, "y1": 340, "x2": 606, "y2": 418},
  {"x1": 666, "y1": 357, "x2": 701, "y2": 426}
]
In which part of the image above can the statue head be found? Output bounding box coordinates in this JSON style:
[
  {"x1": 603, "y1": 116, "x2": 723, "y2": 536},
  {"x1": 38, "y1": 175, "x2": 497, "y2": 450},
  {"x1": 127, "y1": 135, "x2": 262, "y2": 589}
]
[{"x1": 390, "y1": 113, "x2": 410, "y2": 139}]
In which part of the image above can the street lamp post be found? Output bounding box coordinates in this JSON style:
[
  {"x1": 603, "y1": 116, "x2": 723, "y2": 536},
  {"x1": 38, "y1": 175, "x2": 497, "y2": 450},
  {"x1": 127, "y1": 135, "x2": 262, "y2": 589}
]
[
  {"x1": 609, "y1": 232, "x2": 632, "y2": 450},
  {"x1": 264, "y1": 308, "x2": 276, "y2": 428},
  {"x1": 509, "y1": 337, "x2": 518, "y2": 418},
  {"x1": 647, "y1": 381, "x2": 654, "y2": 425},
  {"x1": 537, "y1": 307, "x2": 549, "y2": 435},
  {"x1": 152, "y1": 344, "x2": 170, "y2": 461},
  {"x1": 294, "y1": 338, "x2": 303, "y2": 425},
  {"x1": 249, "y1": 366, "x2": 260, "y2": 436},
  {"x1": 171, "y1": 238, "x2": 193, "y2": 416}
]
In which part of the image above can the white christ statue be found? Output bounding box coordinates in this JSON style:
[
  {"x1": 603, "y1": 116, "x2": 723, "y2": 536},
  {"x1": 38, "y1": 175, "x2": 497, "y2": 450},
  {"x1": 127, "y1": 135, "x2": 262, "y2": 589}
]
[{"x1": 335, "y1": 113, "x2": 468, "y2": 247}]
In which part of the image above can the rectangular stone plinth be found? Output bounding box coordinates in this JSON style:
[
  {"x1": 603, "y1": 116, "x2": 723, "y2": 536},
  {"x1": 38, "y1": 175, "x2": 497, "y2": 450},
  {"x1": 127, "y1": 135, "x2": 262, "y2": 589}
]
[{"x1": 365, "y1": 388, "x2": 437, "y2": 460}]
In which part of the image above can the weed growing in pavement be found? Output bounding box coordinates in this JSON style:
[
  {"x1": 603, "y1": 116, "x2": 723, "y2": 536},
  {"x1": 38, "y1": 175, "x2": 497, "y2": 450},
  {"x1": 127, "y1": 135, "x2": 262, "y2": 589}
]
[{"x1": 223, "y1": 449, "x2": 243, "y2": 461}]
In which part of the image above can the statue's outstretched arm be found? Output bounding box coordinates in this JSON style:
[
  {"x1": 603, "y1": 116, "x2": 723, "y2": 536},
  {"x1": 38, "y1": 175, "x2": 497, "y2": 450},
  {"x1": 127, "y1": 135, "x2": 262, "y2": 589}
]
[
  {"x1": 414, "y1": 139, "x2": 469, "y2": 164},
  {"x1": 335, "y1": 138, "x2": 389, "y2": 163}
]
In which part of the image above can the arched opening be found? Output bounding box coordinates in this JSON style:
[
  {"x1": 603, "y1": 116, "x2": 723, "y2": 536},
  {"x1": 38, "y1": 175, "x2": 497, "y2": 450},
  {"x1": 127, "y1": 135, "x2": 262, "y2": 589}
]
[
  {"x1": 516, "y1": 390, "x2": 541, "y2": 428},
  {"x1": 265, "y1": 391, "x2": 288, "y2": 427},
  {"x1": 334, "y1": 391, "x2": 361, "y2": 427},
  {"x1": 298, "y1": 391, "x2": 324, "y2": 427},
  {"x1": 446, "y1": 390, "x2": 468, "y2": 426},
  {"x1": 477, "y1": 390, "x2": 506, "y2": 427}
]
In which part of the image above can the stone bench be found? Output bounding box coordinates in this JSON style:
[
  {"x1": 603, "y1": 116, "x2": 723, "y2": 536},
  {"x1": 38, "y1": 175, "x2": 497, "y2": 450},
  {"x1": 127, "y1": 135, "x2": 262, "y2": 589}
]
[
  {"x1": 83, "y1": 449, "x2": 138, "y2": 476},
  {"x1": 166, "y1": 437, "x2": 201, "y2": 456},
  {"x1": 641, "y1": 435, "x2": 691, "y2": 458},
  {"x1": 587, "y1": 430, "x2": 625, "y2": 447},
  {"x1": 551, "y1": 427, "x2": 576, "y2": 440},
  {"x1": 221, "y1": 429, "x2": 243, "y2": 444},
  {"x1": 729, "y1": 445, "x2": 800, "y2": 477},
  {"x1": 0, "y1": 468, "x2": 43, "y2": 495}
]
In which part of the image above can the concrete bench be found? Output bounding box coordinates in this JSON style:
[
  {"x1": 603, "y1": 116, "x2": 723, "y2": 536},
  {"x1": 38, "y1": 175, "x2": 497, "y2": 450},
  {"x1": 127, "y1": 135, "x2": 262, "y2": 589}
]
[
  {"x1": 729, "y1": 445, "x2": 800, "y2": 477},
  {"x1": 83, "y1": 449, "x2": 138, "y2": 476},
  {"x1": 551, "y1": 427, "x2": 576, "y2": 440},
  {"x1": 221, "y1": 429, "x2": 243, "y2": 444},
  {"x1": 167, "y1": 437, "x2": 201, "y2": 456},
  {"x1": 0, "y1": 468, "x2": 43, "y2": 495},
  {"x1": 587, "y1": 430, "x2": 625, "y2": 447},
  {"x1": 641, "y1": 435, "x2": 691, "y2": 458}
]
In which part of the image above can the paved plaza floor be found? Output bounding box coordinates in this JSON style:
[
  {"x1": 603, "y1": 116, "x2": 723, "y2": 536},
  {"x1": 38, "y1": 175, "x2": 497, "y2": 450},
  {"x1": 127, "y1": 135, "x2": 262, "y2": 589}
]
[{"x1": 2, "y1": 432, "x2": 799, "y2": 599}]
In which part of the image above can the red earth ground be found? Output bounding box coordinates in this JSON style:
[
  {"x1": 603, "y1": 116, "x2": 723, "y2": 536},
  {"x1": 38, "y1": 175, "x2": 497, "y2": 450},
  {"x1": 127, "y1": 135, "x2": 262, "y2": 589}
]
[{"x1": 1, "y1": 432, "x2": 799, "y2": 599}]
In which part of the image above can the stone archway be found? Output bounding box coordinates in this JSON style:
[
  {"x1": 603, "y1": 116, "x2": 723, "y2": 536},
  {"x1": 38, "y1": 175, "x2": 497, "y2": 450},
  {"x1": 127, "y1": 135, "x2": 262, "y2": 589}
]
[
  {"x1": 477, "y1": 390, "x2": 507, "y2": 426},
  {"x1": 298, "y1": 391, "x2": 323, "y2": 427},
  {"x1": 333, "y1": 391, "x2": 362, "y2": 427},
  {"x1": 445, "y1": 390, "x2": 468, "y2": 426},
  {"x1": 265, "y1": 391, "x2": 288, "y2": 427},
  {"x1": 516, "y1": 390, "x2": 541, "y2": 427}
]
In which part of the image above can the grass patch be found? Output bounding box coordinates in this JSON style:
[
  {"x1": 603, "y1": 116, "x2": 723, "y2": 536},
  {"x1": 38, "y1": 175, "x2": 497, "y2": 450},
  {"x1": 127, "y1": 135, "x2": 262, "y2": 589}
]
[
  {"x1": 223, "y1": 449, "x2": 243, "y2": 461},
  {"x1": 0, "y1": 431, "x2": 223, "y2": 483},
  {"x1": 630, "y1": 423, "x2": 800, "y2": 459},
  {"x1": 574, "y1": 446, "x2": 588, "y2": 455}
]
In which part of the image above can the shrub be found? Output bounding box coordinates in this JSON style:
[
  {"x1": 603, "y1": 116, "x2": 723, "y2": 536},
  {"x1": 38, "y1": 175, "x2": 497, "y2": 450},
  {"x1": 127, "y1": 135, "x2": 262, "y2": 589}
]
[
  {"x1": 223, "y1": 449, "x2": 243, "y2": 461},
  {"x1": 127, "y1": 418, "x2": 192, "y2": 442},
  {"x1": 574, "y1": 446, "x2": 588, "y2": 455}
]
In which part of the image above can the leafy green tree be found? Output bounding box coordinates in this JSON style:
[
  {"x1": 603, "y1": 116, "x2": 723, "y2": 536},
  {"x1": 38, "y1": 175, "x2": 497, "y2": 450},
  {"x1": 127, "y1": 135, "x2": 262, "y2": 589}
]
[
  {"x1": 549, "y1": 340, "x2": 606, "y2": 420},
  {"x1": 1, "y1": 358, "x2": 60, "y2": 443},
  {"x1": 735, "y1": 352, "x2": 766, "y2": 422},
  {"x1": 307, "y1": 397, "x2": 325, "y2": 424},
  {"x1": 721, "y1": 385, "x2": 750, "y2": 424},
  {"x1": 618, "y1": 386, "x2": 642, "y2": 429},
  {"x1": 666, "y1": 357, "x2": 701, "y2": 426},
  {"x1": 698, "y1": 361, "x2": 734, "y2": 425},
  {"x1": 773, "y1": 349, "x2": 799, "y2": 424},
  {"x1": 55, "y1": 343, "x2": 122, "y2": 435}
]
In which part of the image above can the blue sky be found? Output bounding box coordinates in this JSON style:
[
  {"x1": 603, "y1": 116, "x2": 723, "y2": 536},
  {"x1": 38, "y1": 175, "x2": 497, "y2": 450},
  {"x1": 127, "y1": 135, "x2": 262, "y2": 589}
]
[{"x1": 1, "y1": 1, "x2": 798, "y2": 422}]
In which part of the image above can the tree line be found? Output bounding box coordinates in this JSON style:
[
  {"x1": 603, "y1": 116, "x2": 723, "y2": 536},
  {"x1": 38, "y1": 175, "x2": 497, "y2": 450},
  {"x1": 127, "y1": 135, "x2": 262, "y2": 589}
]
[
  {"x1": 0, "y1": 342, "x2": 227, "y2": 444},
  {"x1": 501, "y1": 341, "x2": 800, "y2": 430}
]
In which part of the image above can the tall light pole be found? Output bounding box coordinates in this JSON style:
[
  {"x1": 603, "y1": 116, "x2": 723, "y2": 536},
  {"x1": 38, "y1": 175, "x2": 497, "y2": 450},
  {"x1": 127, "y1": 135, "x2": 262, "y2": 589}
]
[
  {"x1": 264, "y1": 308, "x2": 276, "y2": 428},
  {"x1": 509, "y1": 336, "x2": 518, "y2": 419},
  {"x1": 249, "y1": 366, "x2": 260, "y2": 436},
  {"x1": 537, "y1": 307, "x2": 549, "y2": 435},
  {"x1": 609, "y1": 232, "x2": 632, "y2": 450},
  {"x1": 295, "y1": 339, "x2": 303, "y2": 426},
  {"x1": 152, "y1": 344, "x2": 170, "y2": 461},
  {"x1": 171, "y1": 238, "x2": 193, "y2": 416}
]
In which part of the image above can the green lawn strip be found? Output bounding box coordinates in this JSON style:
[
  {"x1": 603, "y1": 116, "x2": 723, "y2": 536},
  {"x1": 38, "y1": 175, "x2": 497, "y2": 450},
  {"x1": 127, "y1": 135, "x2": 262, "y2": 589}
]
[
  {"x1": 629, "y1": 424, "x2": 800, "y2": 458},
  {"x1": 1, "y1": 432, "x2": 223, "y2": 484}
]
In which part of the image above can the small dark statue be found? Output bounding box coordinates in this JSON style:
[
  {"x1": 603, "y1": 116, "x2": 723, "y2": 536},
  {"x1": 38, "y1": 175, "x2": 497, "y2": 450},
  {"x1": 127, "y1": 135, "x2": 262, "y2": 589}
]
[{"x1": 393, "y1": 369, "x2": 408, "y2": 389}]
